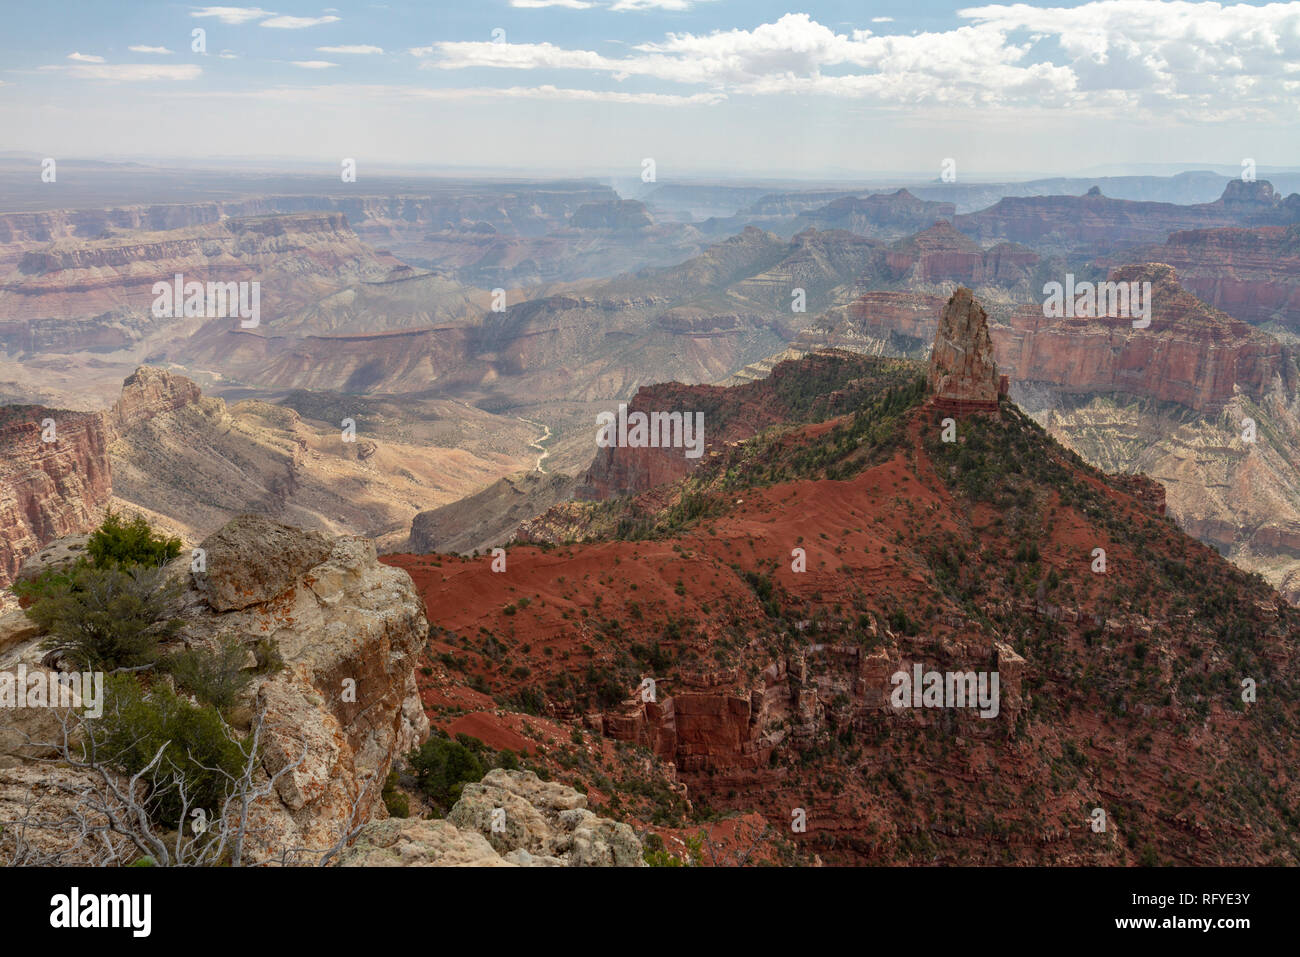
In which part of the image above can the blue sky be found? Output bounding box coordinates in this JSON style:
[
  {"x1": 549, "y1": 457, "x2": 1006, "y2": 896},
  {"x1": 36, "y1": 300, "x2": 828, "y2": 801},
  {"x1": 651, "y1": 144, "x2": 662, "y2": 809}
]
[{"x1": 2, "y1": 1, "x2": 1299, "y2": 178}]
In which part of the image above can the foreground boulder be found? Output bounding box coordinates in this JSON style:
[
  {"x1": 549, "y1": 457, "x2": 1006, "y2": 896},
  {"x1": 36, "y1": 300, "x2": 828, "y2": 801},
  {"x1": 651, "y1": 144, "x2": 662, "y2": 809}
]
[
  {"x1": 193, "y1": 514, "x2": 333, "y2": 612},
  {"x1": 340, "y1": 770, "x2": 645, "y2": 867}
]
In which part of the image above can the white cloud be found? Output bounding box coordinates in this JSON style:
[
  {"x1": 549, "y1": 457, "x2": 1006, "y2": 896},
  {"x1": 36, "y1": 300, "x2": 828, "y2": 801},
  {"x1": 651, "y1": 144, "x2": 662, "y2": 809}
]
[
  {"x1": 291, "y1": 60, "x2": 338, "y2": 69},
  {"x1": 128, "y1": 45, "x2": 174, "y2": 54},
  {"x1": 168, "y1": 82, "x2": 723, "y2": 106},
  {"x1": 191, "y1": 6, "x2": 273, "y2": 24},
  {"x1": 261, "y1": 15, "x2": 341, "y2": 28},
  {"x1": 609, "y1": 0, "x2": 701, "y2": 10},
  {"x1": 510, "y1": 0, "x2": 596, "y2": 8},
  {"x1": 414, "y1": 4, "x2": 1300, "y2": 117},
  {"x1": 66, "y1": 52, "x2": 105, "y2": 63},
  {"x1": 45, "y1": 63, "x2": 203, "y2": 81},
  {"x1": 317, "y1": 44, "x2": 383, "y2": 54},
  {"x1": 872, "y1": 17, "x2": 894, "y2": 23},
  {"x1": 218, "y1": 50, "x2": 240, "y2": 59},
  {"x1": 423, "y1": 41, "x2": 615, "y2": 72}
]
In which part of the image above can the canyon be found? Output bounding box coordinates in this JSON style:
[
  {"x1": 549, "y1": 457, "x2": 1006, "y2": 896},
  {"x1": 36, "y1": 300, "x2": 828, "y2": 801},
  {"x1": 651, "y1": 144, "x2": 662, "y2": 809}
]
[{"x1": 386, "y1": 291, "x2": 1300, "y2": 865}]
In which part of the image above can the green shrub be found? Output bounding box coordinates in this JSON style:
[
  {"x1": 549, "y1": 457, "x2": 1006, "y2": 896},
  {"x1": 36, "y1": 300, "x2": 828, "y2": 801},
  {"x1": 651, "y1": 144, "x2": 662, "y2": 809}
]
[
  {"x1": 32, "y1": 565, "x2": 182, "y2": 671},
  {"x1": 87, "y1": 509, "x2": 182, "y2": 570},
  {"x1": 11, "y1": 563, "x2": 85, "y2": 606},
  {"x1": 406, "y1": 732, "x2": 485, "y2": 814},
  {"x1": 163, "y1": 636, "x2": 255, "y2": 715},
  {"x1": 94, "y1": 674, "x2": 250, "y2": 827},
  {"x1": 643, "y1": 833, "x2": 682, "y2": 867}
]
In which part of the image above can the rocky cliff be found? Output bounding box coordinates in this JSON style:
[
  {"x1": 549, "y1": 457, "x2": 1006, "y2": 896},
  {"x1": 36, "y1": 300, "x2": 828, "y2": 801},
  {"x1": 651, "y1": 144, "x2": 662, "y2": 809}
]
[
  {"x1": 927, "y1": 287, "x2": 1002, "y2": 410},
  {"x1": 573, "y1": 352, "x2": 917, "y2": 502},
  {"x1": 790, "y1": 189, "x2": 958, "y2": 239},
  {"x1": 0, "y1": 405, "x2": 111, "y2": 585},
  {"x1": 410, "y1": 471, "x2": 578, "y2": 555},
  {"x1": 884, "y1": 221, "x2": 1038, "y2": 288},
  {"x1": 0, "y1": 514, "x2": 430, "y2": 864},
  {"x1": 341, "y1": 769, "x2": 643, "y2": 866},
  {"x1": 1098, "y1": 224, "x2": 1300, "y2": 333},
  {"x1": 109, "y1": 365, "x2": 203, "y2": 438},
  {"x1": 995, "y1": 264, "x2": 1295, "y2": 414},
  {"x1": 570, "y1": 200, "x2": 653, "y2": 231},
  {"x1": 103, "y1": 366, "x2": 531, "y2": 549}
]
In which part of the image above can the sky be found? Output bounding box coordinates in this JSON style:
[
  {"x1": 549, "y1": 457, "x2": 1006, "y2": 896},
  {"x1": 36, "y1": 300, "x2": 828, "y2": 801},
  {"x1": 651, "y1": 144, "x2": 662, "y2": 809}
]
[{"x1": 2, "y1": 1, "x2": 1299, "y2": 178}]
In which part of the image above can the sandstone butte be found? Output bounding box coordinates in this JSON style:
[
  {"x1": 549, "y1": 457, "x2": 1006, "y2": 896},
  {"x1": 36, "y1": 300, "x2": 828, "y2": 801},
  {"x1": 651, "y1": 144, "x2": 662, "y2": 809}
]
[{"x1": 386, "y1": 289, "x2": 1300, "y2": 866}]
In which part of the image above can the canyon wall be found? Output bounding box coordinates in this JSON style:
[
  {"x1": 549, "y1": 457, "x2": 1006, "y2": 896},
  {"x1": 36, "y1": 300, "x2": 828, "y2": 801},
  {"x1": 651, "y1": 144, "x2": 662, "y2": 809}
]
[
  {"x1": 0, "y1": 406, "x2": 111, "y2": 585},
  {"x1": 994, "y1": 264, "x2": 1296, "y2": 413},
  {"x1": 0, "y1": 213, "x2": 407, "y2": 354},
  {"x1": 1098, "y1": 224, "x2": 1300, "y2": 332}
]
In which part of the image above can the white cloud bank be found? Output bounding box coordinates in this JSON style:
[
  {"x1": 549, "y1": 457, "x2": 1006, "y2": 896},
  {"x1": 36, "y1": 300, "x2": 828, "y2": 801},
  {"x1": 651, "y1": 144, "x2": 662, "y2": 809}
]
[{"x1": 411, "y1": 3, "x2": 1300, "y2": 117}]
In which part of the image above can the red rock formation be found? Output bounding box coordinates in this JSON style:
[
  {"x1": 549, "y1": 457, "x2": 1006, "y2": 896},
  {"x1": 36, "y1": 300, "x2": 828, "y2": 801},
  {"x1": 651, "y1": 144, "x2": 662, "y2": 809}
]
[
  {"x1": 0, "y1": 407, "x2": 111, "y2": 584},
  {"x1": 927, "y1": 287, "x2": 1000, "y2": 411},
  {"x1": 994, "y1": 264, "x2": 1295, "y2": 413},
  {"x1": 576, "y1": 352, "x2": 886, "y2": 501},
  {"x1": 1098, "y1": 224, "x2": 1300, "y2": 332},
  {"x1": 575, "y1": 381, "x2": 756, "y2": 502}
]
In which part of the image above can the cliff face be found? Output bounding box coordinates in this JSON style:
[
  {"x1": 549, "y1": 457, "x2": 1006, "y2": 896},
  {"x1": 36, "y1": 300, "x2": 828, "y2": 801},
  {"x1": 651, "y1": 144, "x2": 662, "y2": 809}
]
[
  {"x1": 793, "y1": 291, "x2": 946, "y2": 360},
  {"x1": 1098, "y1": 224, "x2": 1300, "y2": 333},
  {"x1": 575, "y1": 381, "x2": 741, "y2": 502},
  {"x1": 0, "y1": 187, "x2": 618, "y2": 252},
  {"x1": 791, "y1": 189, "x2": 958, "y2": 239},
  {"x1": 569, "y1": 200, "x2": 653, "y2": 231},
  {"x1": 110, "y1": 365, "x2": 203, "y2": 438},
  {"x1": 995, "y1": 264, "x2": 1295, "y2": 414},
  {"x1": 409, "y1": 471, "x2": 578, "y2": 555},
  {"x1": 0, "y1": 406, "x2": 111, "y2": 585}
]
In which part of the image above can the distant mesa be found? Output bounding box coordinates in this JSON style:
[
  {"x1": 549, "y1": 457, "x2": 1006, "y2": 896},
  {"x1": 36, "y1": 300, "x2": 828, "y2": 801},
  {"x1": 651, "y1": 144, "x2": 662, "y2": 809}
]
[
  {"x1": 926, "y1": 287, "x2": 1004, "y2": 412},
  {"x1": 569, "y1": 199, "x2": 653, "y2": 231}
]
